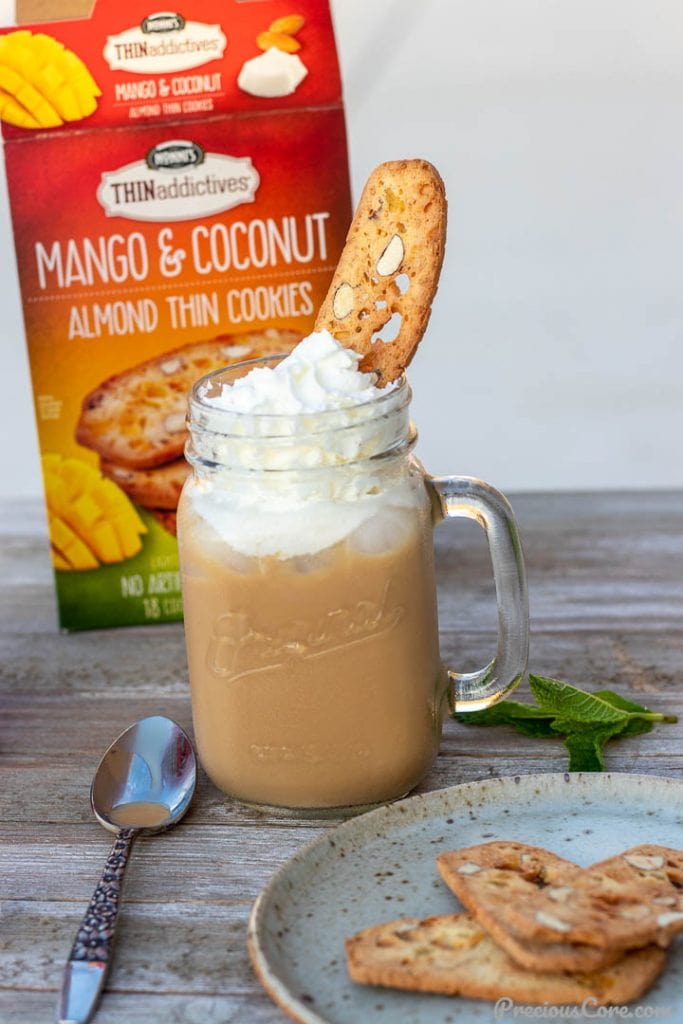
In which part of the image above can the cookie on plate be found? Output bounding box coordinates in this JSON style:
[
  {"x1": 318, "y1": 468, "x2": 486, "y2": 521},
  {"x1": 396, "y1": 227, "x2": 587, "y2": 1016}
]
[
  {"x1": 480, "y1": 919, "x2": 624, "y2": 975},
  {"x1": 436, "y1": 841, "x2": 621, "y2": 973},
  {"x1": 436, "y1": 841, "x2": 582, "y2": 911},
  {"x1": 76, "y1": 329, "x2": 301, "y2": 470},
  {"x1": 314, "y1": 159, "x2": 447, "y2": 383},
  {"x1": 345, "y1": 912, "x2": 666, "y2": 1005},
  {"x1": 496, "y1": 844, "x2": 683, "y2": 950}
]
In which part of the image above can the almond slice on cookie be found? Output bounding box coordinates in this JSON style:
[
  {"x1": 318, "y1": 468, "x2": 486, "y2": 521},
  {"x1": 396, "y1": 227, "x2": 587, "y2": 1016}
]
[{"x1": 314, "y1": 159, "x2": 447, "y2": 383}]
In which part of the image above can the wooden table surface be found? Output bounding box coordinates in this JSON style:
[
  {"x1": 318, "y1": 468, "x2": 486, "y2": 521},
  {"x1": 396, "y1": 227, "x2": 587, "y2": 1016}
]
[{"x1": 1, "y1": 492, "x2": 682, "y2": 1023}]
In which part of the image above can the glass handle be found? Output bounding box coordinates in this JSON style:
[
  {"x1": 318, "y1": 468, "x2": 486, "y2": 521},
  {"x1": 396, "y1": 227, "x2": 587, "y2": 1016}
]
[{"x1": 427, "y1": 475, "x2": 529, "y2": 712}]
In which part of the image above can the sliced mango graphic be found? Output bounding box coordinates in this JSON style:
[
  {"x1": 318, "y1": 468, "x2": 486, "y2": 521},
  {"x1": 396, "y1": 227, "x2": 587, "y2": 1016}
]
[
  {"x1": 48, "y1": 511, "x2": 99, "y2": 571},
  {"x1": 0, "y1": 30, "x2": 100, "y2": 130},
  {"x1": 50, "y1": 548, "x2": 72, "y2": 572},
  {"x1": 42, "y1": 454, "x2": 147, "y2": 571},
  {"x1": 0, "y1": 86, "x2": 40, "y2": 128}
]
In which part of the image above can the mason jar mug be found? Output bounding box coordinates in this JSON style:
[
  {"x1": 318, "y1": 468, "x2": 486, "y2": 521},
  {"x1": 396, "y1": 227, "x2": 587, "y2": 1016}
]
[{"x1": 177, "y1": 359, "x2": 529, "y2": 815}]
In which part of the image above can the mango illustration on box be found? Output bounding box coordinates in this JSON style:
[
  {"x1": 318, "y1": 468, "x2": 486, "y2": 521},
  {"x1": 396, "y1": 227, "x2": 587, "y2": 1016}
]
[
  {"x1": 0, "y1": 28, "x2": 99, "y2": 128},
  {"x1": 42, "y1": 454, "x2": 147, "y2": 571},
  {"x1": 238, "y1": 12, "x2": 307, "y2": 98}
]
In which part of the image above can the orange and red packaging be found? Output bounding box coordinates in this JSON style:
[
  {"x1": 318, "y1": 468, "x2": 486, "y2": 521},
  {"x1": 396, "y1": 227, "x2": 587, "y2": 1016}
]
[{"x1": 0, "y1": 0, "x2": 351, "y2": 629}]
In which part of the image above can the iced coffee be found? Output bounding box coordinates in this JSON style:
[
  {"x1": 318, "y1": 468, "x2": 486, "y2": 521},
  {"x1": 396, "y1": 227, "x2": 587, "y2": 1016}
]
[
  {"x1": 178, "y1": 332, "x2": 448, "y2": 810},
  {"x1": 180, "y1": 483, "x2": 447, "y2": 810}
]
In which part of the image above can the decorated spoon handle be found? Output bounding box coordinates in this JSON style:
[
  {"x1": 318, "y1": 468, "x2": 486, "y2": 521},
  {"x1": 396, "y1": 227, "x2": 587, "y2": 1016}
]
[{"x1": 57, "y1": 829, "x2": 136, "y2": 1024}]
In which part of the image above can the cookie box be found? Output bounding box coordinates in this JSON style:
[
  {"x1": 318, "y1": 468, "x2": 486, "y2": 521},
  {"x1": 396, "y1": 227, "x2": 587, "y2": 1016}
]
[{"x1": 0, "y1": 0, "x2": 351, "y2": 629}]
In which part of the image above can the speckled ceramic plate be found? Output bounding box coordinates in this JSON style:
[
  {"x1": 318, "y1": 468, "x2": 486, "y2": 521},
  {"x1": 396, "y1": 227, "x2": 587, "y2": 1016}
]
[{"x1": 248, "y1": 773, "x2": 683, "y2": 1024}]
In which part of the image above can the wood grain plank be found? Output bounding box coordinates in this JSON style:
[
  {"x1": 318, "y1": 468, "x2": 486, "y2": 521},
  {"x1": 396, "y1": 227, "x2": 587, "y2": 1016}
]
[
  {"x1": 2, "y1": 625, "x2": 682, "y2": 698},
  {"x1": 1, "y1": 743, "x2": 681, "y2": 825},
  {"x1": 0, "y1": 824, "x2": 325, "y2": 903},
  {"x1": 0, "y1": 991, "x2": 279, "y2": 1024},
  {"x1": 1, "y1": 901, "x2": 262, "y2": 996},
  {"x1": 1, "y1": 626, "x2": 681, "y2": 827},
  {"x1": 1, "y1": 674, "x2": 679, "y2": 827}
]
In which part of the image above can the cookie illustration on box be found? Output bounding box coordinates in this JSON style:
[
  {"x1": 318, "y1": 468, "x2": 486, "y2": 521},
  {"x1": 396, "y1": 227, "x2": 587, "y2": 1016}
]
[
  {"x1": 100, "y1": 459, "x2": 189, "y2": 512},
  {"x1": 76, "y1": 329, "x2": 302, "y2": 532},
  {"x1": 149, "y1": 509, "x2": 178, "y2": 538}
]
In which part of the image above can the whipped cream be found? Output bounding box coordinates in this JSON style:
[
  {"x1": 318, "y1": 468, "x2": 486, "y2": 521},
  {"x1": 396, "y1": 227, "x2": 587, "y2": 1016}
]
[
  {"x1": 203, "y1": 330, "x2": 392, "y2": 416},
  {"x1": 188, "y1": 483, "x2": 419, "y2": 560},
  {"x1": 185, "y1": 331, "x2": 414, "y2": 557},
  {"x1": 237, "y1": 47, "x2": 308, "y2": 98},
  {"x1": 191, "y1": 330, "x2": 405, "y2": 473}
]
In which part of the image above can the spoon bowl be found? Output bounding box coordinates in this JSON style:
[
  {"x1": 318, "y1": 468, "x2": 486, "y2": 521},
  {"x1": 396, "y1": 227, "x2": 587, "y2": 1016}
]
[{"x1": 91, "y1": 715, "x2": 196, "y2": 834}]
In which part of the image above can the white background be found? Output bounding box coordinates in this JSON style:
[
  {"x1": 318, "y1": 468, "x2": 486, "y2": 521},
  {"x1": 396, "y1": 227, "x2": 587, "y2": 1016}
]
[{"x1": 1, "y1": 0, "x2": 682, "y2": 497}]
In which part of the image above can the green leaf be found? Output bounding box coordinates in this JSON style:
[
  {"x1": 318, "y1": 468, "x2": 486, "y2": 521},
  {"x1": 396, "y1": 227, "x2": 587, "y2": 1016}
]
[
  {"x1": 458, "y1": 700, "x2": 552, "y2": 721},
  {"x1": 528, "y1": 676, "x2": 628, "y2": 726},
  {"x1": 455, "y1": 700, "x2": 556, "y2": 737},
  {"x1": 563, "y1": 727, "x2": 616, "y2": 772},
  {"x1": 529, "y1": 676, "x2": 677, "y2": 728},
  {"x1": 452, "y1": 674, "x2": 677, "y2": 773},
  {"x1": 616, "y1": 718, "x2": 656, "y2": 739},
  {"x1": 591, "y1": 690, "x2": 654, "y2": 715},
  {"x1": 591, "y1": 690, "x2": 675, "y2": 734}
]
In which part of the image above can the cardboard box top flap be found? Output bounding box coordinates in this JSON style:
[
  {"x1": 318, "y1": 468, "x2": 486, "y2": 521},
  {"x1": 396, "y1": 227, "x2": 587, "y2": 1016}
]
[
  {"x1": 12, "y1": 0, "x2": 94, "y2": 24},
  {"x1": 0, "y1": 0, "x2": 341, "y2": 140}
]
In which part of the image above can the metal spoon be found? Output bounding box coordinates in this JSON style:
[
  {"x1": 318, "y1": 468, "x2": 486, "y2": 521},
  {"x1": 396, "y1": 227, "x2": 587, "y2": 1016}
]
[{"x1": 57, "y1": 716, "x2": 197, "y2": 1024}]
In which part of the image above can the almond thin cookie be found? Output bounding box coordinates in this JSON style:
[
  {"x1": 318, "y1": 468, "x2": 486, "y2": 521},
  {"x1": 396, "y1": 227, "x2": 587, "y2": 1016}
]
[
  {"x1": 314, "y1": 159, "x2": 447, "y2": 383},
  {"x1": 496, "y1": 844, "x2": 683, "y2": 950},
  {"x1": 100, "y1": 458, "x2": 190, "y2": 510},
  {"x1": 345, "y1": 912, "x2": 666, "y2": 1005},
  {"x1": 76, "y1": 328, "x2": 301, "y2": 470},
  {"x1": 482, "y1": 919, "x2": 624, "y2": 974},
  {"x1": 436, "y1": 841, "x2": 622, "y2": 973}
]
